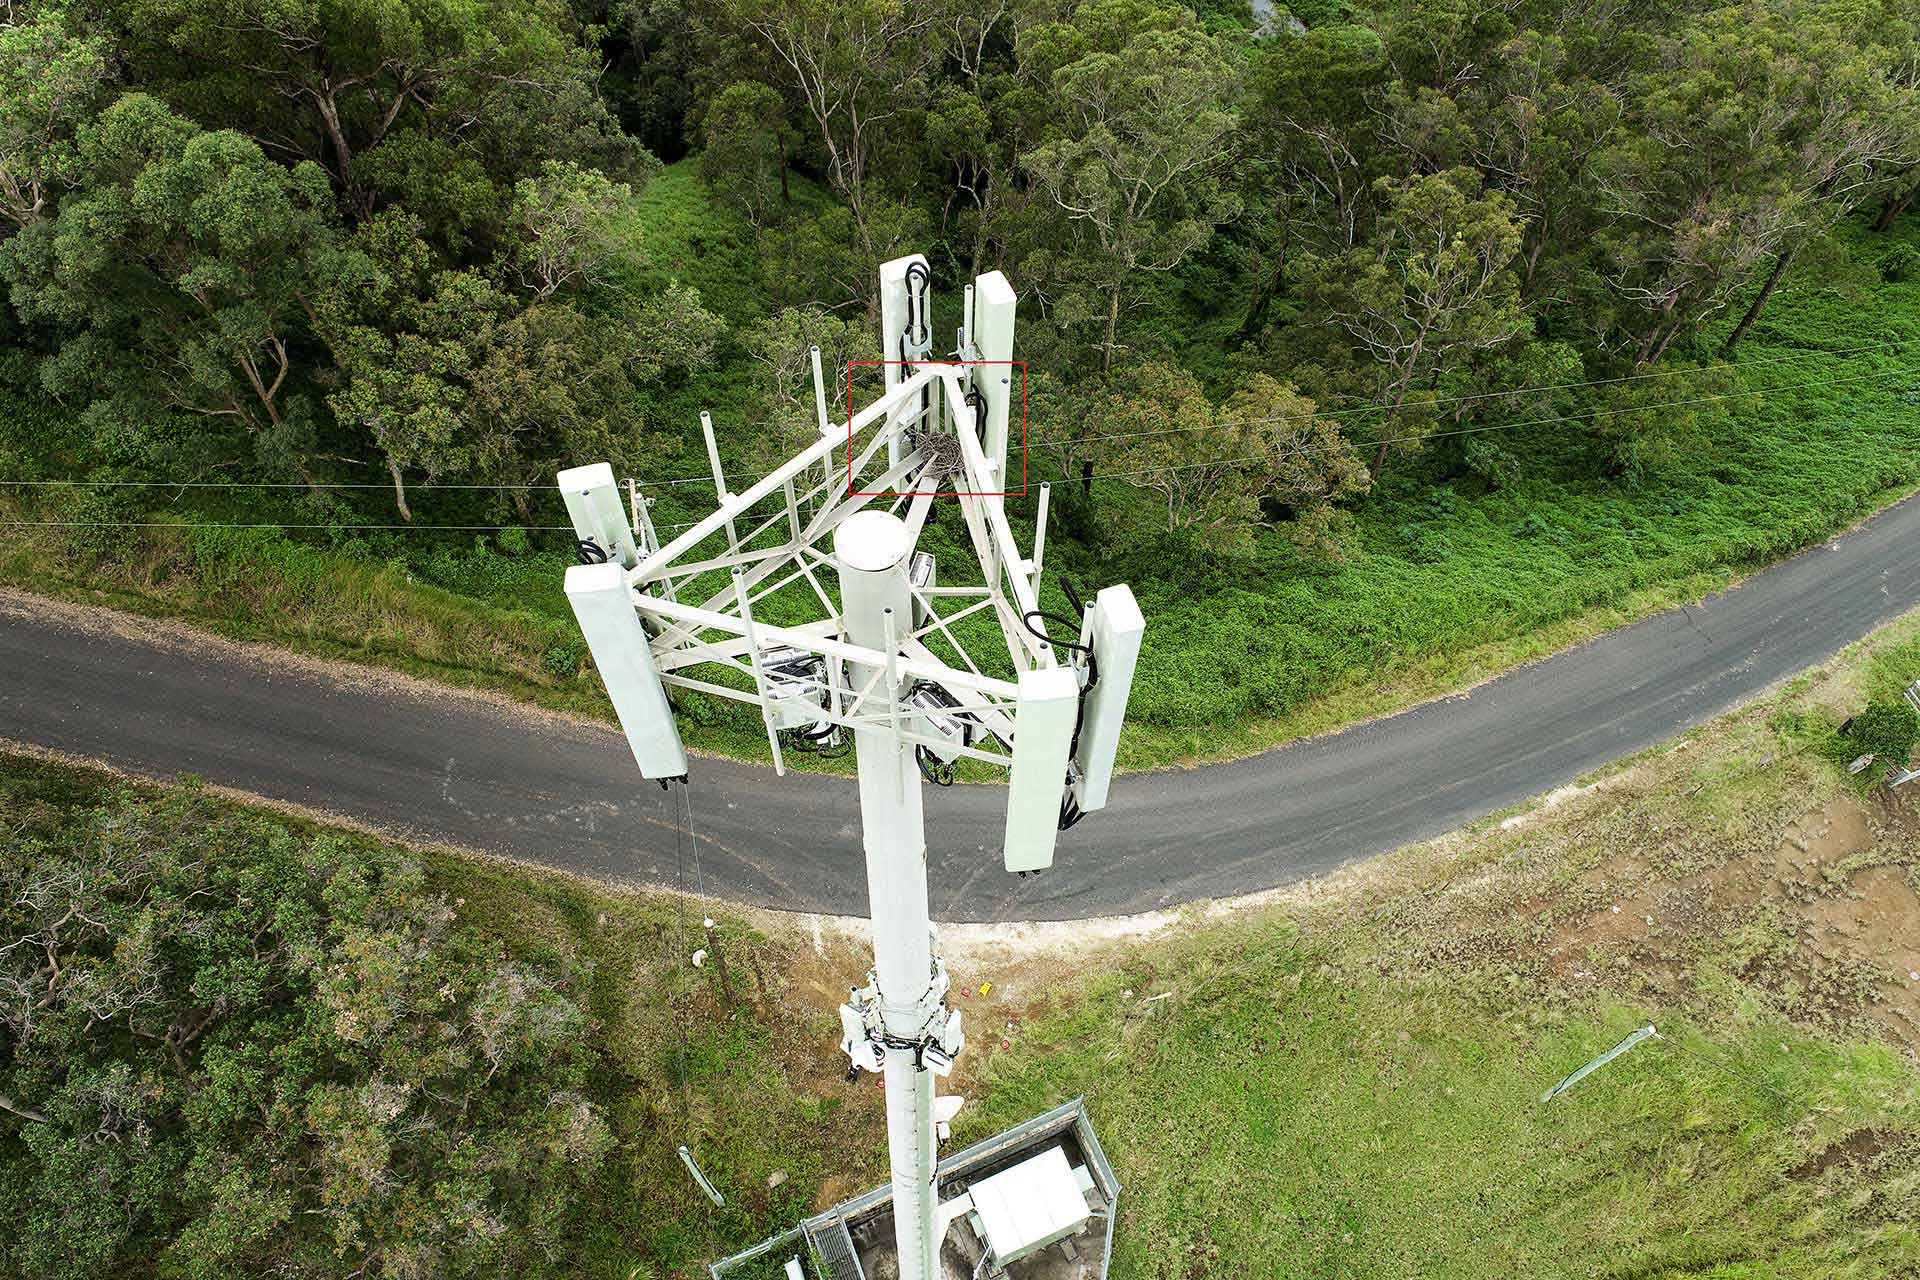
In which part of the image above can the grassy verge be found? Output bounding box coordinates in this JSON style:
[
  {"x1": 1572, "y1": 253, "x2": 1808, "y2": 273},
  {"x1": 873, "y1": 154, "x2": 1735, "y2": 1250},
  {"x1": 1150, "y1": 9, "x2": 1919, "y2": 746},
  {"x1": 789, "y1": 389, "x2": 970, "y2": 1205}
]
[
  {"x1": 0, "y1": 520, "x2": 614, "y2": 719},
  {"x1": 7, "y1": 611, "x2": 1918, "y2": 1277}
]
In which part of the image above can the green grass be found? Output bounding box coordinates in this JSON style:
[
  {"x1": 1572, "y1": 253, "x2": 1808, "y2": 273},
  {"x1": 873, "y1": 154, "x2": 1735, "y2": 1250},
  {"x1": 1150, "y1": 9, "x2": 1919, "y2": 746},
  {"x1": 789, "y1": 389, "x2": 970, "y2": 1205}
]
[
  {"x1": 965, "y1": 611, "x2": 1920, "y2": 1277},
  {"x1": 980, "y1": 941, "x2": 1916, "y2": 1278},
  {"x1": 1086, "y1": 262, "x2": 1920, "y2": 760}
]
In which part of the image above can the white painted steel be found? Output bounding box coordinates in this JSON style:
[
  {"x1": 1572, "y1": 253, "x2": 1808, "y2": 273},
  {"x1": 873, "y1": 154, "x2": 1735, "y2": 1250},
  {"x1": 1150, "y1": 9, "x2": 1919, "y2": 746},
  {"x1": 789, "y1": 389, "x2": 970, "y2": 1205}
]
[
  {"x1": 1072, "y1": 584, "x2": 1144, "y2": 814},
  {"x1": 563, "y1": 563, "x2": 687, "y2": 779},
  {"x1": 557, "y1": 252, "x2": 1141, "y2": 1280},
  {"x1": 834, "y1": 511, "x2": 939, "y2": 1280},
  {"x1": 967, "y1": 1146, "x2": 1090, "y2": 1264},
  {"x1": 973, "y1": 271, "x2": 1017, "y2": 484},
  {"x1": 879, "y1": 254, "x2": 931, "y2": 472},
  {"x1": 629, "y1": 369, "x2": 937, "y2": 586},
  {"x1": 1002, "y1": 665, "x2": 1079, "y2": 872},
  {"x1": 556, "y1": 462, "x2": 639, "y2": 569}
]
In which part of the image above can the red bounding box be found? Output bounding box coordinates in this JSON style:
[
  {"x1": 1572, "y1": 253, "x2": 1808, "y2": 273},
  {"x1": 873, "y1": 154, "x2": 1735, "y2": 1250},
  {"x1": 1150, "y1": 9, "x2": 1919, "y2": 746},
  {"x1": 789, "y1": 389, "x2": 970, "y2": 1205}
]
[{"x1": 846, "y1": 359, "x2": 1028, "y2": 497}]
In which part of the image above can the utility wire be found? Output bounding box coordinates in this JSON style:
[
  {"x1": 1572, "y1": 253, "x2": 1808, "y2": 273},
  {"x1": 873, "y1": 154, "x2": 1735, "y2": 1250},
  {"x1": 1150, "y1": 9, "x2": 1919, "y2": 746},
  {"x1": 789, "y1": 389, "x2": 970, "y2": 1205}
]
[
  {"x1": 0, "y1": 474, "x2": 725, "y2": 491},
  {"x1": 1653, "y1": 1028, "x2": 1802, "y2": 1109},
  {"x1": 0, "y1": 517, "x2": 708, "y2": 534},
  {"x1": 682, "y1": 782, "x2": 709, "y2": 905},
  {"x1": 12, "y1": 349, "x2": 1912, "y2": 509},
  {"x1": 0, "y1": 479, "x2": 566, "y2": 491},
  {"x1": 1031, "y1": 336, "x2": 1920, "y2": 452},
  {"x1": 0, "y1": 520, "x2": 579, "y2": 532}
]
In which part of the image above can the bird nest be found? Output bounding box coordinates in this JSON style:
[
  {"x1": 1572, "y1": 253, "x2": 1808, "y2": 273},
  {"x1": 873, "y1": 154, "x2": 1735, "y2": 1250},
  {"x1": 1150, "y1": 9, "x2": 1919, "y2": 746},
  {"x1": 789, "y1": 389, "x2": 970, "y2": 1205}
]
[{"x1": 914, "y1": 430, "x2": 967, "y2": 481}]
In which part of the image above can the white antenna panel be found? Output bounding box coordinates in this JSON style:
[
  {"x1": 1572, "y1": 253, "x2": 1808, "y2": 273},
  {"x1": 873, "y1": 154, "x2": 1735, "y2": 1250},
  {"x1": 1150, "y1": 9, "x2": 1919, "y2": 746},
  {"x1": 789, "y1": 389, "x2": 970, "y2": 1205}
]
[
  {"x1": 557, "y1": 462, "x2": 640, "y2": 569},
  {"x1": 1002, "y1": 666, "x2": 1079, "y2": 873},
  {"x1": 972, "y1": 271, "x2": 1017, "y2": 481},
  {"x1": 878, "y1": 253, "x2": 932, "y2": 472},
  {"x1": 879, "y1": 253, "x2": 932, "y2": 369},
  {"x1": 564, "y1": 562, "x2": 688, "y2": 780},
  {"x1": 1071, "y1": 584, "x2": 1144, "y2": 814}
]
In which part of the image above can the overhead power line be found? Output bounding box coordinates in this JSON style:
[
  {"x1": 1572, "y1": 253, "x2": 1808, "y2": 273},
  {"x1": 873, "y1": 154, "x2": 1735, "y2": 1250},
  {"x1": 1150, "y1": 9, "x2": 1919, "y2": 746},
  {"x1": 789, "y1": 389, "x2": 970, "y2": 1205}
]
[
  {"x1": 0, "y1": 517, "x2": 707, "y2": 534},
  {"x1": 0, "y1": 520, "x2": 580, "y2": 532},
  {"x1": 8, "y1": 348, "x2": 1914, "y2": 511},
  {"x1": 0, "y1": 474, "x2": 722, "y2": 491}
]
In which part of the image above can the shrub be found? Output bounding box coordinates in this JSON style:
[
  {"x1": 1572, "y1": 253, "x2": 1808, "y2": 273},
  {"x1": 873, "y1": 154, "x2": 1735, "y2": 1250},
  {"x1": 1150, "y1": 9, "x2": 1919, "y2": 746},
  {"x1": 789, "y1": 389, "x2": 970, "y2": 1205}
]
[
  {"x1": 1832, "y1": 696, "x2": 1919, "y2": 786},
  {"x1": 1880, "y1": 243, "x2": 1920, "y2": 283},
  {"x1": 56, "y1": 487, "x2": 133, "y2": 562},
  {"x1": 543, "y1": 637, "x2": 589, "y2": 678}
]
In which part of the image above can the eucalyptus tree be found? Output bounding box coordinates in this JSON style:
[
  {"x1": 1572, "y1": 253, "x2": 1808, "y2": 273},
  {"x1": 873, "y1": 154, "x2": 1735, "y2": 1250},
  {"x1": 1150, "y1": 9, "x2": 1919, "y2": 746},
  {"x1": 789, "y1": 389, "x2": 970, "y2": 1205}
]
[
  {"x1": 1715, "y1": 0, "x2": 1920, "y2": 355},
  {"x1": 0, "y1": 94, "x2": 338, "y2": 478},
  {"x1": 1020, "y1": 0, "x2": 1243, "y2": 374},
  {"x1": 0, "y1": 4, "x2": 111, "y2": 233},
  {"x1": 1595, "y1": 0, "x2": 1916, "y2": 366},
  {"x1": 1090, "y1": 363, "x2": 1369, "y2": 553},
  {"x1": 116, "y1": 0, "x2": 638, "y2": 218},
  {"x1": 1455, "y1": 28, "x2": 1624, "y2": 301},
  {"x1": 1235, "y1": 21, "x2": 1390, "y2": 337},
  {"x1": 710, "y1": 0, "x2": 943, "y2": 273},
  {"x1": 1306, "y1": 167, "x2": 1528, "y2": 479},
  {"x1": 700, "y1": 80, "x2": 797, "y2": 226}
]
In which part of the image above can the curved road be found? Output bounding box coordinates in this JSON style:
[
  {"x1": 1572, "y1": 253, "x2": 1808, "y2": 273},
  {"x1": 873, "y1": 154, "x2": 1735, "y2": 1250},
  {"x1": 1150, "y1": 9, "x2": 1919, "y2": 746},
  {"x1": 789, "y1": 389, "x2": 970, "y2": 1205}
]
[{"x1": 3, "y1": 492, "x2": 1918, "y2": 922}]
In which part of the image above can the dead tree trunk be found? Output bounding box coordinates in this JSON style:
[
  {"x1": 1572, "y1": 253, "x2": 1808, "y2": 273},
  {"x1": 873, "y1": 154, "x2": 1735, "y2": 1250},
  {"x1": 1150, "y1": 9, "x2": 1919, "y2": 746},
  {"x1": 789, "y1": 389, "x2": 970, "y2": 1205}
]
[{"x1": 1720, "y1": 249, "x2": 1795, "y2": 358}]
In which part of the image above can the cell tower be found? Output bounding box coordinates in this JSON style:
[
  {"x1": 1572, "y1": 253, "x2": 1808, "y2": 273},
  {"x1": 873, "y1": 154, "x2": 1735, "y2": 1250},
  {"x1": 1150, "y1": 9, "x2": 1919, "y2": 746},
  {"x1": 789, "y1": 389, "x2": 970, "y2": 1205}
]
[{"x1": 556, "y1": 254, "x2": 1142, "y2": 1280}]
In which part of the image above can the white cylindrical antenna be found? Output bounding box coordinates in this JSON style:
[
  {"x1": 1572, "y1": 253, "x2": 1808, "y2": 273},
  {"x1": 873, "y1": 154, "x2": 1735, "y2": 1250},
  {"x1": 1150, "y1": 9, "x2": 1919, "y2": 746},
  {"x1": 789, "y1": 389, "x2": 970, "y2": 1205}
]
[
  {"x1": 836, "y1": 511, "x2": 913, "y2": 641},
  {"x1": 810, "y1": 344, "x2": 830, "y2": 431},
  {"x1": 962, "y1": 281, "x2": 976, "y2": 352},
  {"x1": 1032, "y1": 482, "x2": 1052, "y2": 587},
  {"x1": 810, "y1": 343, "x2": 834, "y2": 494},
  {"x1": 830, "y1": 508, "x2": 938, "y2": 1280},
  {"x1": 700, "y1": 410, "x2": 740, "y2": 553},
  {"x1": 734, "y1": 567, "x2": 787, "y2": 777},
  {"x1": 699, "y1": 410, "x2": 724, "y2": 497}
]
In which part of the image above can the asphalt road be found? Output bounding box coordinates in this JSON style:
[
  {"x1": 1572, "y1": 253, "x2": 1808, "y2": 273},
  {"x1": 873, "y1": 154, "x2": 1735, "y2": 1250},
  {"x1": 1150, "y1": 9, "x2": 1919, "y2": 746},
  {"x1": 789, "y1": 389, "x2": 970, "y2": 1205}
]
[{"x1": 4, "y1": 492, "x2": 1918, "y2": 922}]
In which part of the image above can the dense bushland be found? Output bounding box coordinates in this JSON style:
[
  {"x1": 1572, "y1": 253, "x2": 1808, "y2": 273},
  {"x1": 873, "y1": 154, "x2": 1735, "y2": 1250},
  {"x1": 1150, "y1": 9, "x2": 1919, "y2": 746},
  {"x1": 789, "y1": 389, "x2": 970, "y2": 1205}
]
[{"x1": 0, "y1": 769, "x2": 613, "y2": 1279}]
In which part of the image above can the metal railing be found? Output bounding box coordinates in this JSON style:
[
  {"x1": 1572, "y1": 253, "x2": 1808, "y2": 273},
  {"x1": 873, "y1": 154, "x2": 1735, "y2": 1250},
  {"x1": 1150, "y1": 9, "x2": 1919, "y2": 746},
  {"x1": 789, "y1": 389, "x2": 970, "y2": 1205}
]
[{"x1": 709, "y1": 1097, "x2": 1119, "y2": 1280}]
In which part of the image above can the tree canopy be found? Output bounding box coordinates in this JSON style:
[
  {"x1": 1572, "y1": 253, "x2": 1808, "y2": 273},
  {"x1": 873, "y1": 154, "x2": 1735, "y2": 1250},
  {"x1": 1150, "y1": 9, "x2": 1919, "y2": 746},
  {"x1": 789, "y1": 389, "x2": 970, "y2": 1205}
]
[{"x1": 6, "y1": 0, "x2": 1918, "y2": 543}]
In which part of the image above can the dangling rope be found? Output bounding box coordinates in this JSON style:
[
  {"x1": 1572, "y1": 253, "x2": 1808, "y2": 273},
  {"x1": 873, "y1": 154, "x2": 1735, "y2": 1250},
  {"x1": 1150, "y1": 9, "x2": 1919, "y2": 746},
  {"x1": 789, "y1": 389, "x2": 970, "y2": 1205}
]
[
  {"x1": 681, "y1": 781, "x2": 710, "y2": 909},
  {"x1": 663, "y1": 779, "x2": 727, "y2": 1210}
]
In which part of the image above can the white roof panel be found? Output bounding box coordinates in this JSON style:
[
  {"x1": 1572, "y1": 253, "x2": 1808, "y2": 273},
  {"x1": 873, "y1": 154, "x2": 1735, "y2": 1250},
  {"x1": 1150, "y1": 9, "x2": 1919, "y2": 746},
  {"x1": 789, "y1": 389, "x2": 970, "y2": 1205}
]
[{"x1": 967, "y1": 1146, "x2": 1090, "y2": 1261}]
